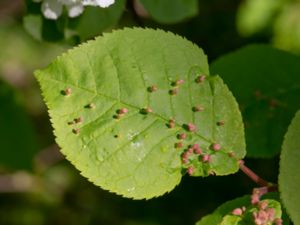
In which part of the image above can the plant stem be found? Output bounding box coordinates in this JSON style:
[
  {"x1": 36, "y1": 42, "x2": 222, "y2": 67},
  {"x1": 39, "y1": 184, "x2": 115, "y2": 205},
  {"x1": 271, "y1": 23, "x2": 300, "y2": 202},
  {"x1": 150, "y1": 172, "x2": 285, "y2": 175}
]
[{"x1": 239, "y1": 160, "x2": 271, "y2": 187}]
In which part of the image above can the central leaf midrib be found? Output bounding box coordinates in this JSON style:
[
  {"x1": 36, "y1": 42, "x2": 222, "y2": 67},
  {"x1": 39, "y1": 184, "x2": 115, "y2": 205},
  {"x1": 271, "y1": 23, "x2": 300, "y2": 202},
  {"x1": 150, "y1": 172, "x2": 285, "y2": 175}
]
[{"x1": 40, "y1": 75, "x2": 213, "y2": 144}]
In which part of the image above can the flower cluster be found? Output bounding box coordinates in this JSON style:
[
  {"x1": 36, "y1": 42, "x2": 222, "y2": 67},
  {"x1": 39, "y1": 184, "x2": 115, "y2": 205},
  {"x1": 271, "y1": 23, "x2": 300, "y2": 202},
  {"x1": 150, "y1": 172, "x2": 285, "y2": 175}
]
[{"x1": 33, "y1": 0, "x2": 115, "y2": 20}]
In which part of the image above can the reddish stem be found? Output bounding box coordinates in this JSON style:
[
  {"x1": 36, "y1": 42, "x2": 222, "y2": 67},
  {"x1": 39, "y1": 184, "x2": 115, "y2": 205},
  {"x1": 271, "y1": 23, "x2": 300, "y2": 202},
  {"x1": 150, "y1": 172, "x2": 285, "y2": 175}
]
[{"x1": 239, "y1": 160, "x2": 270, "y2": 187}]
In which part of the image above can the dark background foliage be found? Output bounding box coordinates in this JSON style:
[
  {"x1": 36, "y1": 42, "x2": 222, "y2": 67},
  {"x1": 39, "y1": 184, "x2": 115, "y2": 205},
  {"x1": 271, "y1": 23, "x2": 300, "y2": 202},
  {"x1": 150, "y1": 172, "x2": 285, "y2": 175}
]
[{"x1": 0, "y1": 0, "x2": 297, "y2": 224}]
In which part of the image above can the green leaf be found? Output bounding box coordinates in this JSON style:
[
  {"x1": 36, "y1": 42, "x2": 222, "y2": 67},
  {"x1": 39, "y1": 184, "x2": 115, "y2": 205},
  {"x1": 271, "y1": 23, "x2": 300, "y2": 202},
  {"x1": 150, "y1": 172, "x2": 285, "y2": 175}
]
[
  {"x1": 196, "y1": 195, "x2": 282, "y2": 225},
  {"x1": 273, "y1": 3, "x2": 300, "y2": 54},
  {"x1": 23, "y1": 14, "x2": 43, "y2": 41},
  {"x1": 211, "y1": 44, "x2": 300, "y2": 158},
  {"x1": 139, "y1": 0, "x2": 198, "y2": 24},
  {"x1": 0, "y1": 80, "x2": 37, "y2": 170},
  {"x1": 35, "y1": 28, "x2": 245, "y2": 199},
  {"x1": 220, "y1": 215, "x2": 241, "y2": 225},
  {"x1": 279, "y1": 110, "x2": 300, "y2": 225},
  {"x1": 68, "y1": 0, "x2": 126, "y2": 40},
  {"x1": 236, "y1": 0, "x2": 284, "y2": 36}
]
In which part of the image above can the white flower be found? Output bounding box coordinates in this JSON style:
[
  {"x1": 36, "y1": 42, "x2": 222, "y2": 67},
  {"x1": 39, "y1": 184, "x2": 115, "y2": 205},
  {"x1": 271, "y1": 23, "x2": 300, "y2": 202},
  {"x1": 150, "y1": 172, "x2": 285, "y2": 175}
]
[
  {"x1": 83, "y1": 0, "x2": 115, "y2": 7},
  {"x1": 33, "y1": 0, "x2": 115, "y2": 20}
]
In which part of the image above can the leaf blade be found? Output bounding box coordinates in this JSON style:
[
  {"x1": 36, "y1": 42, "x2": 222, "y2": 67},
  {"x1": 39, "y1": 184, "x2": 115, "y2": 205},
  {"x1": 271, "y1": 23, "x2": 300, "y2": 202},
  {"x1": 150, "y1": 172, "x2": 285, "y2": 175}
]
[
  {"x1": 211, "y1": 44, "x2": 300, "y2": 158},
  {"x1": 279, "y1": 110, "x2": 300, "y2": 225},
  {"x1": 36, "y1": 28, "x2": 245, "y2": 199}
]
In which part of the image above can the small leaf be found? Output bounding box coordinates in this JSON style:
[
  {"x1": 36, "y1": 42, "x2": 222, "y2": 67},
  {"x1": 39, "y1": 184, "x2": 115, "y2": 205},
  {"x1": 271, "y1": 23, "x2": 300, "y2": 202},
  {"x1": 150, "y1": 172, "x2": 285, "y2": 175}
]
[
  {"x1": 211, "y1": 44, "x2": 300, "y2": 158},
  {"x1": 279, "y1": 110, "x2": 300, "y2": 225},
  {"x1": 0, "y1": 80, "x2": 38, "y2": 170},
  {"x1": 35, "y1": 28, "x2": 245, "y2": 199},
  {"x1": 139, "y1": 0, "x2": 198, "y2": 24}
]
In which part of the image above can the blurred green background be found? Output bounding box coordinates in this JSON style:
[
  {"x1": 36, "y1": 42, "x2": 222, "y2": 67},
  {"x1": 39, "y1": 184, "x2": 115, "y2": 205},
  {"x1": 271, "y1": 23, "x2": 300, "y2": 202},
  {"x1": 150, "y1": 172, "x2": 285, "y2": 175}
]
[{"x1": 0, "y1": 0, "x2": 298, "y2": 224}]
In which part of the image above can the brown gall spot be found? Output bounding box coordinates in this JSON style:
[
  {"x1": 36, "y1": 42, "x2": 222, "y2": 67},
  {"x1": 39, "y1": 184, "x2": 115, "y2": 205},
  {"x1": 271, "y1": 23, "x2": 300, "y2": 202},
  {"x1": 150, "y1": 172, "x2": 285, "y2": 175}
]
[
  {"x1": 140, "y1": 107, "x2": 152, "y2": 114},
  {"x1": 167, "y1": 119, "x2": 175, "y2": 128},
  {"x1": 68, "y1": 121, "x2": 74, "y2": 125},
  {"x1": 177, "y1": 133, "x2": 187, "y2": 140},
  {"x1": 72, "y1": 128, "x2": 80, "y2": 135},
  {"x1": 228, "y1": 152, "x2": 235, "y2": 157},
  {"x1": 117, "y1": 108, "x2": 128, "y2": 115},
  {"x1": 169, "y1": 88, "x2": 178, "y2": 96},
  {"x1": 192, "y1": 106, "x2": 204, "y2": 112},
  {"x1": 148, "y1": 85, "x2": 158, "y2": 93},
  {"x1": 175, "y1": 142, "x2": 183, "y2": 148},
  {"x1": 217, "y1": 121, "x2": 225, "y2": 126},
  {"x1": 254, "y1": 90, "x2": 263, "y2": 100},
  {"x1": 74, "y1": 117, "x2": 83, "y2": 124},
  {"x1": 113, "y1": 114, "x2": 121, "y2": 120},
  {"x1": 269, "y1": 99, "x2": 279, "y2": 109},
  {"x1": 62, "y1": 87, "x2": 72, "y2": 96},
  {"x1": 86, "y1": 103, "x2": 96, "y2": 109},
  {"x1": 172, "y1": 79, "x2": 184, "y2": 86},
  {"x1": 209, "y1": 171, "x2": 216, "y2": 176},
  {"x1": 195, "y1": 75, "x2": 206, "y2": 83}
]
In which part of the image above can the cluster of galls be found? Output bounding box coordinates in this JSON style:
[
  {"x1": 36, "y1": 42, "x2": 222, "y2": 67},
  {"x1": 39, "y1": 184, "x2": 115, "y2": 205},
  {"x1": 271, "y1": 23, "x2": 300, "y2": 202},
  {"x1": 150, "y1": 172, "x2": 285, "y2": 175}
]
[
  {"x1": 252, "y1": 201, "x2": 282, "y2": 225},
  {"x1": 180, "y1": 142, "x2": 222, "y2": 176},
  {"x1": 251, "y1": 188, "x2": 282, "y2": 225},
  {"x1": 231, "y1": 187, "x2": 282, "y2": 225}
]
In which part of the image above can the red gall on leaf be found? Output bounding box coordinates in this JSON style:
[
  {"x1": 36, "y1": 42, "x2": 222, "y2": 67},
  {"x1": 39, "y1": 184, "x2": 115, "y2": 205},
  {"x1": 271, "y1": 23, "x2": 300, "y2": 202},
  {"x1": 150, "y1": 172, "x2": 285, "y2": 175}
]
[
  {"x1": 175, "y1": 142, "x2": 183, "y2": 149},
  {"x1": 194, "y1": 148, "x2": 202, "y2": 155},
  {"x1": 274, "y1": 218, "x2": 283, "y2": 225},
  {"x1": 117, "y1": 108, "x2": 128, "y2": 115},
  {"x1": 195, "y1": 75, "x2": 206, "y2": 83},
  {"x1": 202, "y1": 154, "x2": 211, "y2": 163},
  {"x1": 186, "y1": 123, "x2": 197, "y2": 132},
  {"x1": 232, "y1": 208, "x2": 243, "y2": 216},
  {"x1": 177, "y1": 133, "x2": 187, "y2": 140},
  {"x1": 182, "y1": 152, "x2": 190, "y2": 164},
  {"x1": 187, "y1": 147, "x2": 193, "y2": 154},
  {"x1": 187, "y1": 166, "x2": 194, "y2": 175},
  {"x1": 211, "y1": 143, "x2": 221, "y2": 151}
]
